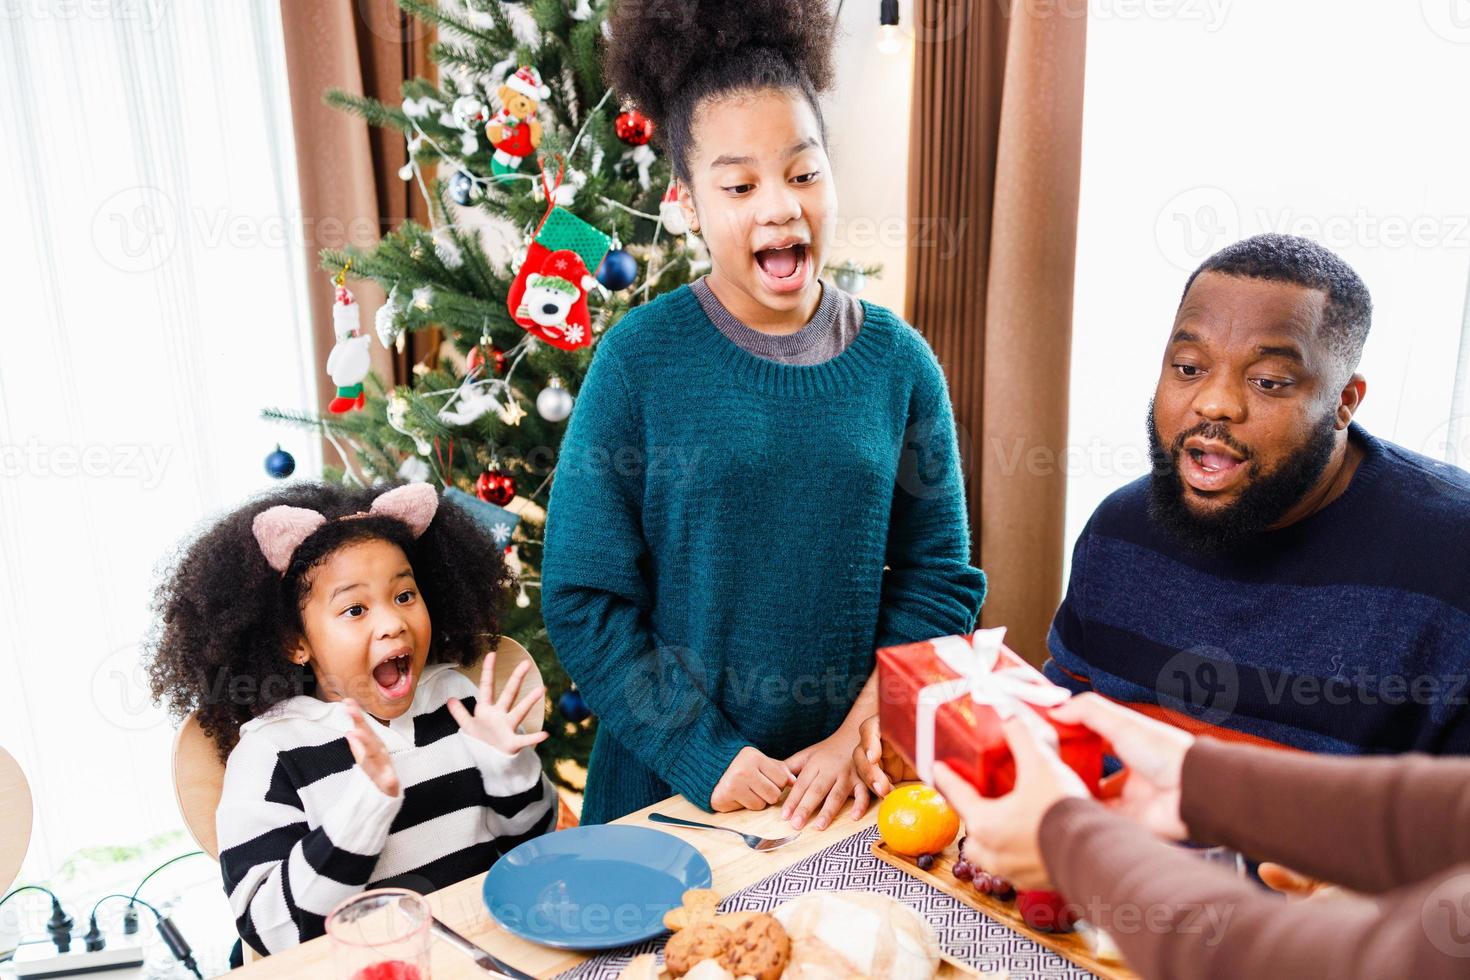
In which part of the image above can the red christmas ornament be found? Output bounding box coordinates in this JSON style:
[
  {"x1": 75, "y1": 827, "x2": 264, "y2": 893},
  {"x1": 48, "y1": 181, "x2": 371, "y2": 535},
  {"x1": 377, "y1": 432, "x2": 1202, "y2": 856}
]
[
  {"x1": 615, "y1": 109, "x2": 654, "y2": 146},
  {"x1": 466, "y1": 343, "x2": 506, "y2": 376},
  {"x1": 475, "y1": 470, "x2": 516, "y2": 506}
]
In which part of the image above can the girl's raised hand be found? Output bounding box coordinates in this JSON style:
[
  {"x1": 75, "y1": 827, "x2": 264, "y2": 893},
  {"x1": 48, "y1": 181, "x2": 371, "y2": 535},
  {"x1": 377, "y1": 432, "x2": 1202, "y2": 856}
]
[
  {"x1": 447, "y1": 646, "x2": 550, "y2": 755},
  {"x1": 343, "y1": 698, "x2": 401, "y2": 798}
]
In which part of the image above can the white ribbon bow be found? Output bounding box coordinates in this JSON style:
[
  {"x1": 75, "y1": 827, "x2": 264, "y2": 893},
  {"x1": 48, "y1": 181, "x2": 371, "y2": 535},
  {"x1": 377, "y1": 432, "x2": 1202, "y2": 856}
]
[{"x1": 914, "y1": 626, "x2": 1072, "y2": 785}]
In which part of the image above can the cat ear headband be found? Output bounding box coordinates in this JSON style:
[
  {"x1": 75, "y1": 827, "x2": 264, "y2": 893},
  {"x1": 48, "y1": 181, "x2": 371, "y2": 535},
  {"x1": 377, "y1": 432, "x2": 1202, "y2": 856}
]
[{"x1": 251, "y1": 483, "x2": 439, "y2": 574}]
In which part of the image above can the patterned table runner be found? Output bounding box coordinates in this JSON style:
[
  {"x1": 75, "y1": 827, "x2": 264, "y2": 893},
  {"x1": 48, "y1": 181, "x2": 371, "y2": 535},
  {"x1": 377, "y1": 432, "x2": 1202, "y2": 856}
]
[{"x1": 555, "y1": 826, "x2": 1095, "y2": 979}]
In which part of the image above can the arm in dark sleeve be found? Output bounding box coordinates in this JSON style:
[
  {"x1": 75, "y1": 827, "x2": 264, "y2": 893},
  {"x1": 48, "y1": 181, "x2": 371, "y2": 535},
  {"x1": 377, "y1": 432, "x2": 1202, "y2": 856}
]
[
  {"x1": 1180, "y1": 738, "x2": 1470, "y2": 893},
  {"x1": 1042, "y1": 796, "x2": 1470, "y2": 980}
]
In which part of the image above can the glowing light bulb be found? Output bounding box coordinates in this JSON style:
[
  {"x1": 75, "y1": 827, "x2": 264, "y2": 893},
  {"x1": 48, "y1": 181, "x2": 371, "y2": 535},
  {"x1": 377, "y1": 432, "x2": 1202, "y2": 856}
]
[{"x1": 877, "y1": 24, "x2": 903, "y2": 55}]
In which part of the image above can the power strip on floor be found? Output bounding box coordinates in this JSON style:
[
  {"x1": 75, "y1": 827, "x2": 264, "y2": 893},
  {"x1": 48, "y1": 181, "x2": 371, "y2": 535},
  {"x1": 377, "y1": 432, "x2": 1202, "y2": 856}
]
[{"x1": 11, "y1": 938, "x2": 146, "y2": 978}]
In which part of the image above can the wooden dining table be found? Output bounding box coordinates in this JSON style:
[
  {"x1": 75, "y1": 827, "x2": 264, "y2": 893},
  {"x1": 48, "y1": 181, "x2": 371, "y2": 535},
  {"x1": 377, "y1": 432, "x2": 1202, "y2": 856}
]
[{"x1": 232, "y1": 793, "x2": 880, "y2": 979}]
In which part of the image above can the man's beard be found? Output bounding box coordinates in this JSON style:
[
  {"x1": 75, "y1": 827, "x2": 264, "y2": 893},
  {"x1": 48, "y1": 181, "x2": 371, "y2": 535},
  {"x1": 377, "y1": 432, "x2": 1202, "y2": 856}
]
[{"x1": 1146, "y1": 402, "x2": 1339, "y2": 555}]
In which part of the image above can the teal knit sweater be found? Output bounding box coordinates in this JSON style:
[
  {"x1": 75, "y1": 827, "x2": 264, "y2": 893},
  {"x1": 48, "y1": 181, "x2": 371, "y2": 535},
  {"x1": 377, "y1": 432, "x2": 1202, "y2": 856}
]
[{"x1": 541, "y1": 285, "x2": 986, "y2": 823}]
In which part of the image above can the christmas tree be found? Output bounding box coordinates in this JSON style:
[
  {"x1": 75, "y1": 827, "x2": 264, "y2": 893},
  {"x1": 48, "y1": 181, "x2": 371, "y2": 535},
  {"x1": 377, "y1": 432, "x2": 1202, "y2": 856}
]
[{"x1": 262, "y1": 0, "x2": 704, "y2": 790}]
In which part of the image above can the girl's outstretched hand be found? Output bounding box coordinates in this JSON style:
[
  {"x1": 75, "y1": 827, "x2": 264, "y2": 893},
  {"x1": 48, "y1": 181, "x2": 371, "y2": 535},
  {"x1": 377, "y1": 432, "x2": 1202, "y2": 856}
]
[
  {"x1": 447, "y1": 647, "x2": 550, "y2": 755},
  {"x1": 343, "y1": 698, "x2": 401, "y2": 798}
]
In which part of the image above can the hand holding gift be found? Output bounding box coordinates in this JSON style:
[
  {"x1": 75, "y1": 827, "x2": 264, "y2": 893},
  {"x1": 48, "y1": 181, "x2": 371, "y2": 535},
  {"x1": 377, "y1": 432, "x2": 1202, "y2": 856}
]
[
  {"x1": 1049, "y1": 692, "x2": 1193, "y2": 840},
  {"x1": 931, "y1": 717, "x2": 1089, "y2": 891}
]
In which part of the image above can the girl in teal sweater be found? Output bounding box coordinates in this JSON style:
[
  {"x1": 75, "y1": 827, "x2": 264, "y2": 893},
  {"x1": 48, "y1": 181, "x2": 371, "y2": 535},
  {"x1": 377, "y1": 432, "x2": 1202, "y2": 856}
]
[{"x1": 542, "y1": 0, "x2": 987, "y2": 828}]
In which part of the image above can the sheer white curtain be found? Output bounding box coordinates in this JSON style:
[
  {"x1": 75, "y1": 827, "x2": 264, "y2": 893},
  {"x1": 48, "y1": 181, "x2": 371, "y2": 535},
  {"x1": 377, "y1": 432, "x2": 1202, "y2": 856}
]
[{"x1": 0, "y1": 2, "x2": 319, "y2": 877}]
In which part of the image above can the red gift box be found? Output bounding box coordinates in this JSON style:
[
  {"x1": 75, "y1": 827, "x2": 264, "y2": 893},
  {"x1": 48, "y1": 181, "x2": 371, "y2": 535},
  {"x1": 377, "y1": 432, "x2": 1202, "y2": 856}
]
[{"x1": 877, "y1": 628, "x2": 1103, "y2": 798}]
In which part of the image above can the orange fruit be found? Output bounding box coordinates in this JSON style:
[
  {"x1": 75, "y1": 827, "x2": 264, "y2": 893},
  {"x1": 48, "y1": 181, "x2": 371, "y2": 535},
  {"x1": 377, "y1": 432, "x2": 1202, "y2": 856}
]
[{"x1": 877, "y1": 783, "x2": 960, "y2": 856}]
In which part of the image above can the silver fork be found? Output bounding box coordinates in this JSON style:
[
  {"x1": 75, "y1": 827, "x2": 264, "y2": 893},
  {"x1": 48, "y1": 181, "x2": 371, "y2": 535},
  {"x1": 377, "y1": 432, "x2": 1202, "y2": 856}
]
[{"x1": 648, "y1": 812, "x2": 801, "y2": 851}]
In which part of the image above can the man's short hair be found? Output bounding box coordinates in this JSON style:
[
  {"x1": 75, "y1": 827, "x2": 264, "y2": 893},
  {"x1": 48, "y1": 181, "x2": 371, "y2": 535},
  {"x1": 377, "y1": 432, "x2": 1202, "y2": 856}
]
[{"x1": 1182, "y1": 233, "x2": 1373, "y2": 374}]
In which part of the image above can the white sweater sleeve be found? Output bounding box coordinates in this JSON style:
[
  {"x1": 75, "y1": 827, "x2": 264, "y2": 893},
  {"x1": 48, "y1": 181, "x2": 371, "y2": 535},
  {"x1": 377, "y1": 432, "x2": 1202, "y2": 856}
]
[{"x1": 216, "y1": 730, "x2": 402, "y2": 956}]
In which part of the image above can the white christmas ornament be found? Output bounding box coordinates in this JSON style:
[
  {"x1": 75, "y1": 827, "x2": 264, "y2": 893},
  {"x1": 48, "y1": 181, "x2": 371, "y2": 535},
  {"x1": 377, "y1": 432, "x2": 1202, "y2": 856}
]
[
  {"x1": 332, "y1": 286, "x2": 362, "y2": 339},
  {"x1": 460, "y1": 132, "x2": 478, "y2": 156},
  {"x1": 386, "y1": 393, "x2": 433, "y2": 455},
  {"x1": 568, "y1": 0, "x2": 593, "y2": 20},
  {"x1": 536, "y1": 378, "x2": 575, "y2": 422},
  {"x1": 401, "y1": 95, "x2": 442, "y2": 118},
  {"x1": 451, "y1": 94, "x2": 488, "y2": 131},
  {"x1": 659, "y1": 181, "x2": 689, "y2": 235},
  {"x1": 434, "y1": 233, "x2": 464, "y2": 269},
  {"x1": 326, "y1": 333, "x2": 372, "y2": 407},
  {"x1": 397, "y1": 455, "x2": 431, "y2": 483},
  {"x1": 553, "y1": 168, "x2": 586, "y2": 207},
  {"x1": 437, "y1": 377, "x2": 503, "y2": 426},
  {"x1": 375, "y1": 291, "x2": 405, "y2": 349},
  {"x1": 627, "y1": 144, "x2": 656, "y2": 190},
  {"x1": 832, "y1": 263, "x2": 869, "y2": 294}
]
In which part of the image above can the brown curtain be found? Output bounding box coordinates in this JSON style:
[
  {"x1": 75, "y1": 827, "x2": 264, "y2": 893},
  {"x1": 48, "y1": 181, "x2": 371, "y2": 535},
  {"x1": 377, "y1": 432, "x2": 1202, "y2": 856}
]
[
  {"x1": 906, "y1": 0, "x2": 1088, "y2": 664},
  {"x1": 279, "y1": 0, "x2": 440, "y2": 432}
]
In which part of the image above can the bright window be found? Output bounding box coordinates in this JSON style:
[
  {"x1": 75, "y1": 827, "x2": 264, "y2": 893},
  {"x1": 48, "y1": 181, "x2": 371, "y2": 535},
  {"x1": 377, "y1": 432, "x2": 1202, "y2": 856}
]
[{"x1": 1068, "y1": 0, "x2": 1470, "y2": 552}]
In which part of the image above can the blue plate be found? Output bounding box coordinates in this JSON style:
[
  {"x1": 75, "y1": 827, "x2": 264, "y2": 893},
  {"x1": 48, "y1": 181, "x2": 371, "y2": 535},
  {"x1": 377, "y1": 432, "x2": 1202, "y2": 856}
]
[{"x1": 482, "y1": 825, "x2": 712, "y2": 950}]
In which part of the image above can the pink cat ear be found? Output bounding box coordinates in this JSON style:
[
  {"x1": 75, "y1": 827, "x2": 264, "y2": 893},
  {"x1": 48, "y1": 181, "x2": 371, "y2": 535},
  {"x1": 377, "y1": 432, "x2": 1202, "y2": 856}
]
[
  {"x1": 253, "y1": 506, "x2": 328, "y2": 573},
  {"x1": 370, "y1": 483, "x2": 439, "y2": 538}
]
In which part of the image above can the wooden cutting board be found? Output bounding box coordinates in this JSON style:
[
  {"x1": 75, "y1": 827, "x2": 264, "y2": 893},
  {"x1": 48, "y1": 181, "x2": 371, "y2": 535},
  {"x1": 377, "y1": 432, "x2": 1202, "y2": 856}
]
[
  {"x1": 871, "y1": 840, "x2": 1137, "y2": 980},
  {"x1": 618, "y1": 951, "x2": 982, "y2": 978}
]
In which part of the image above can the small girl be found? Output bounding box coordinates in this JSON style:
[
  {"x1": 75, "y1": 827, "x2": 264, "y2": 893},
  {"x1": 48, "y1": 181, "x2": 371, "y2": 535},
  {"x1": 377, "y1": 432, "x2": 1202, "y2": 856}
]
[
  {"x1": 147, "y1": 482, "x2": 557, "y2": 957},
  {"x1": 543, "y1": 0, "x2": 987, "y2": 828}
]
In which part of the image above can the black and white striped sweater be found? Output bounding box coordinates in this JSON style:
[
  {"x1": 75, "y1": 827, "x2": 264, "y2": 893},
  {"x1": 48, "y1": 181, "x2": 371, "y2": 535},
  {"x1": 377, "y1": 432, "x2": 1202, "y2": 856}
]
[{"x1": 217, "y1": 663, "x2": 557, "y2": 956}]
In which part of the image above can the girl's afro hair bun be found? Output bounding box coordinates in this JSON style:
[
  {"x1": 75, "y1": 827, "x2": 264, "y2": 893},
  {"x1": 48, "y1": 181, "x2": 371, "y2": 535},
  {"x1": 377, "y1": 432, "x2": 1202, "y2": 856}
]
[{"x1": 602, "y1": 0, "x2": 836, "y2": 127}]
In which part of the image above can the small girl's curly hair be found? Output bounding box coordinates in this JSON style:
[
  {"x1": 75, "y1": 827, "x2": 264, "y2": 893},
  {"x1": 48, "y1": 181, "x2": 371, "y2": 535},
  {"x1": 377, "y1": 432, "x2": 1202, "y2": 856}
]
[
  {"x1": 601, "y1": 0, "x2": 836, "y2": 184},
  {"x1": 145, "y1": 482, "x2": 514, "y2": 758}
]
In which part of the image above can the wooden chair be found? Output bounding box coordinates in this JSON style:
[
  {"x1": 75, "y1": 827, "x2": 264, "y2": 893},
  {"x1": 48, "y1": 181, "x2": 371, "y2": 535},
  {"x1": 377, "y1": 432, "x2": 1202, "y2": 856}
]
[
  {"x1": 0, "y1": 747, "x2": 32, "y2": 894},
  {"x1": 172, "y1": 636, "x2": 547, "y2": 860}
]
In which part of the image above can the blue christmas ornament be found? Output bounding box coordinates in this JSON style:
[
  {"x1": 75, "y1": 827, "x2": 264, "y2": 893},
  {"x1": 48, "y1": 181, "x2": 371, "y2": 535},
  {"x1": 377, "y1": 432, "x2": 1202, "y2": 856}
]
[
  {"x1": 595, "y1": 248, "x2": 637, "y2": 291},
  {"x1": 264, "y1": 445, "x2": 295, "y2": 479},
  {"x1": 559, "y1": 688, "x2": 591, "y2": 723},
  {"x1": 444, "y1": 487, "x2": 521, "y2": 548},
  {"x1": 449, "y1": 171, "x2": 475, "y2": 206}
]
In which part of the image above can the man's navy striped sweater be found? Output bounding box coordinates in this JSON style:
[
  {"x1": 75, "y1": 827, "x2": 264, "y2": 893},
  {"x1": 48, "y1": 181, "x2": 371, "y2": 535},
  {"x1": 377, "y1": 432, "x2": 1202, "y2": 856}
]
[{"x1": 1044, "y1": 424, "x2": 1470, "y2": 754}]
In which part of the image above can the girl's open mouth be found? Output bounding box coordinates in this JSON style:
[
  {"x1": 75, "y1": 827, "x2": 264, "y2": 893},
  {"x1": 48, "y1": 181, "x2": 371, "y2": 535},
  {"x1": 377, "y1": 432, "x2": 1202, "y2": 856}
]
[
  {"x1": 371, "y1": 654, "x2": 414, "y2": 701},
  {"x1": 753, "y1": 242, "x2": 811, "y2": 294}
]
